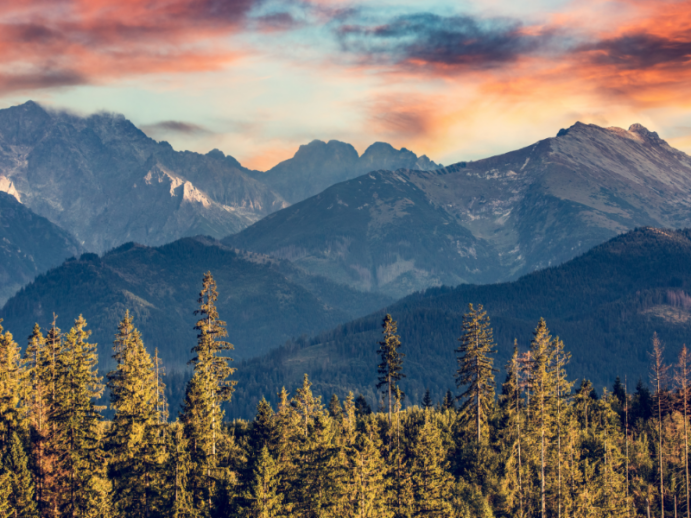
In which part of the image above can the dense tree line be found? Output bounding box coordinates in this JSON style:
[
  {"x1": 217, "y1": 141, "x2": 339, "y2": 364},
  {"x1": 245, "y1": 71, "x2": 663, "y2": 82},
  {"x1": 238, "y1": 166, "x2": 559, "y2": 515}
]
[{"x1": 1, "y1": 274, "x2": 691, "y2": 517}]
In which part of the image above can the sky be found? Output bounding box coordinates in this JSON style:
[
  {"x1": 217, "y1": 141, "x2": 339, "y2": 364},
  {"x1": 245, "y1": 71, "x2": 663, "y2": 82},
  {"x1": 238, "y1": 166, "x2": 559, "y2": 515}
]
[{"x1": 1, "y1": 0, "x2": 691, "y2": 170}]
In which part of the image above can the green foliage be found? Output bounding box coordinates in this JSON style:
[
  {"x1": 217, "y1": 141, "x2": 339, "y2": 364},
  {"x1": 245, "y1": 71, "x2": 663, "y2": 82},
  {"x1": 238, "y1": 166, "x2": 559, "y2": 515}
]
[
  {"x1": 377, "y1": 314, "x2": 405, "y2": 422},
  {"x1": 456, "y1": 303, "x2": 497, "y2": 444},
  {"x1": 106, "y1": 311, "x2": 168, "y2": 517},
  {"x1": 3, "y1": 240, "x2": 691, "y2": 517},
  {"x1": 3, "y1": 431, "x2": 38, "y2": 518}
]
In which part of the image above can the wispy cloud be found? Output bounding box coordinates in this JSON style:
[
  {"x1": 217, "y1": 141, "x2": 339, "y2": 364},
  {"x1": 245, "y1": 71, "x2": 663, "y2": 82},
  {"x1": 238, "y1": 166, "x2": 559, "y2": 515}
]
[
  {"x1": 141, "y1": 120, "x2": 214, "y2": 137},
  {"x1": 336, "y1": 12, "x2": 557, "y2": 70}
]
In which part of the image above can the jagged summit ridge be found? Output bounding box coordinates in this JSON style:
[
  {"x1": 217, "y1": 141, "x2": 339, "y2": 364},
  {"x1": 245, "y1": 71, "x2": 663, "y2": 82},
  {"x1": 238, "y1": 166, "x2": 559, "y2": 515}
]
[
  {"x1": 0, "y1": 101, "x2": 288, "y2": 252},
  {"x1": 227, "y1": 120, "x2": 691, "y2": 298}
]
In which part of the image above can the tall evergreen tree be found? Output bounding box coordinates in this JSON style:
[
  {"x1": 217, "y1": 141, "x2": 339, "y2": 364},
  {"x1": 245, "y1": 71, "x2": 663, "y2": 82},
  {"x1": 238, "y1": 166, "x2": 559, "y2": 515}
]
[
  {"x1": 39, "y1": 315, "x2": 62, "y2": 516},
  {"x1": 0, "y1": 325, "x2": 23, "y2": 448},
  {"x1": 344, "y1": 420, "x2": 391, "y2": 518},
  {"x1": 408, "y1": 414, "x2": 453, "y2": 517},
  {"x1": 650, "y1": 332, "x2": 670, "y2": 518},
  {"x1": 499, "y1": 342, "x2": 525, "y2": 517},
  {"x1": 675, "y1": 345, "x2": 690, "y2": 518},
  {"x1": 422, "y1": 390, "x2": 433, "y2": 409},
  {"x1": 181, "y1": 272, "x2": 236, "y2": 515},
  {"x1": 3, "y1": 431, "x2": 37, "y2": 518},
  {"x1": 377, "y1": 314, "x2": 405, "y2": 425},
  {"x1": 526, "y1": 318, "x2": 556, "y2": 518},
  {"x1": 49, "y1": 315, "x2": 108, "y2": 517},
  {"x1": 107, "y1": 311, "x2": 168, "y2": 518},
  {"x1": 242, "y1": 446, "x2": 288, "y2": 518},
  {"x1": 164, "y1": 421, "x2": 195, "y2": 518},
  {"x1": 455, "y1": 303, "x2": 497, "y2": 445}
]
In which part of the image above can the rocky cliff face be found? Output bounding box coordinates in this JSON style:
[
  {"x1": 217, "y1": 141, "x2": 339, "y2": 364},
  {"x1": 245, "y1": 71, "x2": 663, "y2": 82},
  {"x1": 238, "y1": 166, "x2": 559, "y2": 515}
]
[
  {"x1": 255, "y1": 139, "x2": 442, "y2": 203},
  {"x1": 0, "y1": 101, "x2": 288, "y2": 253},
  {"x1": 225, "y1": 122, "x2": 691, "y2": 298},
  {"x1": 0, "y1": 192, "x2": 82, "y2": 304}
]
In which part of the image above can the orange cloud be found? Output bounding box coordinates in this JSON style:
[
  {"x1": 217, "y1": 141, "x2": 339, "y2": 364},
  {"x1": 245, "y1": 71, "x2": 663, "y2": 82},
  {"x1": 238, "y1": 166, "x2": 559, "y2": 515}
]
[{"x1": 0, "y1": 0, "x2": 258, "y2": 93}]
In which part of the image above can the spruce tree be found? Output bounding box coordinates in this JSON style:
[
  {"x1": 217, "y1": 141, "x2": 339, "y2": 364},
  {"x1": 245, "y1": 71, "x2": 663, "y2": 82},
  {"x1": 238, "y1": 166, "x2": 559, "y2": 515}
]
[
  {"x1": 377, "y1": 314, "x2": 405, "y2": 425},
  {"x1": 409, "y1": 414, "x2": 453, "y2": 517},
  {"x1": 526, "y1": 318, "x2": 556, "y2": 518},
  {"x1": 0, "y1": 325, "x2": 23, "y2": 447},
  {"x1": 181, "y1": 272, "x2": 236, "y2": 515},
  {"x1": 3, "y1": 431, "x2": 37, "y2": 518},
  {"x1": 39, "y1": 315, "x2": 62, "y2": 516},
  {"x1": 455, "y1": 303, "x2": 496, "y2": 445},
  {"x1": 0, "y1": 470, "x2": 10, "y2": 518},
  {"x1": 442, "y1": 390, "x2": 455, "y2": 411},
  {"x1": 499, "y1": 343, "x2": 525, "y2": 517},
  {"x1": 107, "y1": 311, "x2": 168, "y2": 518},
  {"x1": 344, "y1": 420, "x2": 391, "y2": 518},
  {"x1": 675, "y1": 345, "x2": 690, "y2": 518},
  {"x1": 49, "y1": 315, "x2": 107, "y2": 517},
  {"x1": 164, "y1": 421, "x2": 195, "y2": 518},
  {"x1": 650, "y1": 332, "x2": 670, "y2": 518},
  {"x1": 242, "y1": 446, "x2": 288, "y2": 518},
  {"x1": 422, "y1": 390, "x2": 433, "y2": 409}
]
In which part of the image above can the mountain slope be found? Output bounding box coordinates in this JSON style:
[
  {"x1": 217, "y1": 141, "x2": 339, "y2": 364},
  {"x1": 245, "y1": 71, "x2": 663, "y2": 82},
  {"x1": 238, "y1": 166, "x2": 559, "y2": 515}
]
[
  {"x1": 228, "y1": 227, "x2": 691, "y2": 418},
  {"x1": 0, "y1": 101, "x2": 287, "y2": 252},
  {"x1": 254, "y1": 139, "x2": 441, "y2": 203},
  {"x1": 0, "y1": 237, "x2": 391, "y2": 371},
  {"x1": 225, "y1": 122, "x2": 691, "y2": 298},
  {"x1": 0, "y1": 192, "x2": 82, "y2": 304}
]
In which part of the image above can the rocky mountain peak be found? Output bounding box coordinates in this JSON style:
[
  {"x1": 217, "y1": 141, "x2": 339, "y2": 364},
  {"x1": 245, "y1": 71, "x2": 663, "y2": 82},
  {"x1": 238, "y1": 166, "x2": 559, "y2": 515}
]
[
  {"x1": 0, "y1": 100, "x2": 52, "y2": 145},
  {"x1": 628, "y1": 123, "x2": 660, "y2": 141}
]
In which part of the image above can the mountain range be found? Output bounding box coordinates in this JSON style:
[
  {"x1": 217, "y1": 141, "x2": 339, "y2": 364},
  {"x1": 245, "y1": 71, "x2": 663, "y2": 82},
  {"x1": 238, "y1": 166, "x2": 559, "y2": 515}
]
[
  {"x1": 225, "y1": 122, "x2": 691, "y2": 298},
  {"x1": 228, "y1": 227, "x2": 691, "y2": 418},
  {"x1": 0, "y1": 101, "x2": 445, "y2": 301}
]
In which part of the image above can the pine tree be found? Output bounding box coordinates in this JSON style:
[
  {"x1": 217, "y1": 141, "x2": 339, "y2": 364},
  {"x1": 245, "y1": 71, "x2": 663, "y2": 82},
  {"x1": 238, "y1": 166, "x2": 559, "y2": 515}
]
[
  {"x1": 499, "y1": 342, "x2": 525, "y2": 517},
  {"x1": 290, "y1": 376, "x2": 337, "y2": 517},
  {"x1": 526, "y1": 318, "x2": 556, "y2": 518},
  {"x1": 22, "y1": 324, "x2": 51, "y2": 513},
  {"x1": 455, "y1": 303, "x2": 496, "y2": 445},
  {"x1": 651, "y1": 332, "x2": 670, "y2": 518},
  {"x1": 551, "y1": 336, "x2": 573, "y2": 518},
  {"x1": 3, "y1": 431, "x2": 38, "y2": 518},
  {"x1": 181, "y1": 272, "x2": 236, "y2": 515},
  {"x1": 344, "y1": 420, "x2": 391, "y2": 518},
  {"x1": 328, "y1": 394, "x2": 343, "y2": 420},
  {"x1": 442, "y1": 390, "x2": 455, "y2": 411},
  {"x1": 39, "y1": 315, "x2": 62, "y2": 516},
  {"x1": 49, "y1": 315, "x2": 107, "y2": 517},
  {"x1": 0, "y1": 324, "x2": 23, "y2": 447},
  {"x1": 0, "y1": 471, "x2": 12, "y2": 518},
  {"x1": 164, "y1": 421, "x2": 195, "y2": 518},
  {"x1": 409, "y1": 414, "x2": 453, "y2": 517},
  {"x1": 107, "y1": 311, "x2": 168, "y2": 518},
  {"x1": 377, "y1": 314, "x2": 405, "y2": 425},
  {"x1": 422, "y1": 390, "x2": 433, "y2": 409},
  {"x1": 242, "y1": 446, "x2": 288, "y2": 518},
  {"x1": 675, "y1": 345, "x2": 690, "y2": 518}
]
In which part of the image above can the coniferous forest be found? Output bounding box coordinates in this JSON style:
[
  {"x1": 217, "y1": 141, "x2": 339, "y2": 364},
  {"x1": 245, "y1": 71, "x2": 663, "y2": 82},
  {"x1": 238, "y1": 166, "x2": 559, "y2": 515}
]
[{"x1": 3, "y1": 273, "x2": 691, "y2": 518}]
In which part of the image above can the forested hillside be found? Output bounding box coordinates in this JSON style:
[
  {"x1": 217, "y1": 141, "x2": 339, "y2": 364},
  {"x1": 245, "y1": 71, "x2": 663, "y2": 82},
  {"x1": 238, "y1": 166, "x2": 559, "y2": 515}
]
[
  {"x1": 230, "y1": 227, "x2": 691, "y2": 418},
  {"x1": 0, "y1": 272, "x2": 687, "y2": 518},
  {"x1": 0, "y1": 192, "x2": 82, "y2": 304},
  {"x1": 0, "y1": 236, "x2": 390, "y2": 370}
]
